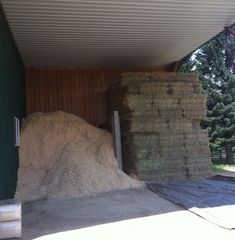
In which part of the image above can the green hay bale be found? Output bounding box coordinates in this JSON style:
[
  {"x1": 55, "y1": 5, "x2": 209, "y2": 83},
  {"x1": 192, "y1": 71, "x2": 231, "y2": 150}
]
[
  {"x1": 180, "y1": 94, "x2": 206, "y2": 105},
  {"x1": 121, "y1": 72, "x2": 178, "y2": 85},
  {"x1": 121, "y1": 72, "x2": 199, "y2": 86},
  {"x1": 176, "y1": 73, "x2": 199, "y2": 82},
  {"x1": 140, "y1": 82, "x2": 202, "y2": 96},
  {"x1": 134, "y1": 159, "x2": 167, "y2": 171},
  {"x1": 191, "y1": 120, "x2": 201, "y2": 130},
  {"x1": 182, "y1": 110, "x2": 207, "y2": 120},
  {"x1": 136, "y1": 170, "x2": 189, "y2": 183},
  {"x1": 120, "y1": 118, "x2": 194, "y2": 133},
  {"x1": 119, "y1": 94, "x2": 207, "y2": 120}
]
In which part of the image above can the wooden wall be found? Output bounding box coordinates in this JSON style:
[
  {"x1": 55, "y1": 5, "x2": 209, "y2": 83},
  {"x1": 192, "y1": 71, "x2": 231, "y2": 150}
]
[{"x1": 25, "y1": 66, "x2": 173, "y2": 126}]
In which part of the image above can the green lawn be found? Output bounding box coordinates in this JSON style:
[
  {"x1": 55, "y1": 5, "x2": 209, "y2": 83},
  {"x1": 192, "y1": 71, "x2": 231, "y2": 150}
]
[{"x1": 213, "y1": 164, "x2": 235, "y2": 172}]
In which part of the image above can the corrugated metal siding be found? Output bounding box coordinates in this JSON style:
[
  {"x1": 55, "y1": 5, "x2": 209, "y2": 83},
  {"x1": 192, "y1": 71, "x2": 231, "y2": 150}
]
[
  {"x1": 0, "y1": 4, "x2": 26, "y2": 200},
  {"x1": 2, "y1": 0, "x2": 235, "y2": 67},
  {"x1": 26, "y1": 66, "x2": 170, "y2": 126}
]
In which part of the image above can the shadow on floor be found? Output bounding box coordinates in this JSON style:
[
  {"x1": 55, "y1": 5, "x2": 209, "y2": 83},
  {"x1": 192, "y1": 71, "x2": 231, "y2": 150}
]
[{"x1": 22, "y1": 187, "x2": 182, "y2": 239}]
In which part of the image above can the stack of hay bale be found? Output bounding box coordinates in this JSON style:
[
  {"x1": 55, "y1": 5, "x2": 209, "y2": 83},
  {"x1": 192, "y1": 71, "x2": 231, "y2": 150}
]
[{"x1": 107, "y1": 72, "x2": 212, "y2": 182}]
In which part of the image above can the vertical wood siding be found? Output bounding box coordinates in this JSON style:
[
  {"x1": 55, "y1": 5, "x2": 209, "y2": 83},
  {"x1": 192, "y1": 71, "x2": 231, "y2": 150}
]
[{"x1": 26, "y1": 66, "x2": 172, "y2": 126}]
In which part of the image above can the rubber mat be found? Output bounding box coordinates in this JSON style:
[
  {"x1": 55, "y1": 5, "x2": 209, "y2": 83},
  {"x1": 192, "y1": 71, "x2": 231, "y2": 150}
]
[{"x1": 148, "y1": 175, "x2": 235, "y2": 230}]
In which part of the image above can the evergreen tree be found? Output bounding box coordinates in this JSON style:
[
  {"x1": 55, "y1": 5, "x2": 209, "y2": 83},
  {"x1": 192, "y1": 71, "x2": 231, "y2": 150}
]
[{"x1": 179, "y1": 31, "x2": 235, "y2": 163}]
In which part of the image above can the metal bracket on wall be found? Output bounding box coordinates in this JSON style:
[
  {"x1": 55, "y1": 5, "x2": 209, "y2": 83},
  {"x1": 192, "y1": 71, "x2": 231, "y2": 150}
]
[
  {"x1": 112, "y1": 111, "x2": 123, "y2": 171},
  {"x1": 14, "y1": 117, "x2": 20, "y2": 147}
]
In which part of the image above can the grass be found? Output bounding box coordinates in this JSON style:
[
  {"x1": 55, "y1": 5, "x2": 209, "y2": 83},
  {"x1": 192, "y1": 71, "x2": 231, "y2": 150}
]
[{"x1": 213, "y1": 164, "x2": 235, "y2": 172}]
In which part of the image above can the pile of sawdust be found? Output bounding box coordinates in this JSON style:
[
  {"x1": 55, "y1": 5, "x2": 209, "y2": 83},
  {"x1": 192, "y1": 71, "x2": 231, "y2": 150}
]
[{"x1": 16, "y1": 111, "x2": 142, "y2": 202}]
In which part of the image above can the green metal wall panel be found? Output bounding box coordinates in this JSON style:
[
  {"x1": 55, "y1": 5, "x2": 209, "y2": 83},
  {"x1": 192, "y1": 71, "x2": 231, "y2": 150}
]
[{"x1": 0, "y1": 5, "x2": 26, "y2": 199}]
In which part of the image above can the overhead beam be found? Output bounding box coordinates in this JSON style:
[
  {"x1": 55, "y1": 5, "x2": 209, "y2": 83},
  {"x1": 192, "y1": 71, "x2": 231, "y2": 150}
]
[{"x1": 224, "y1": 26, "x2": 235, "y2": 36}]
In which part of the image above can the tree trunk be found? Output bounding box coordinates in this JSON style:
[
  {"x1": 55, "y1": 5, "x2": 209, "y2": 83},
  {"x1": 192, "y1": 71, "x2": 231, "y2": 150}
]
[
  {"x1": 219, "y1": 149, "x2": 222, "y2": 163},
  {"x1": 225, "y1": 146, "x2": 234, "y2": 164}
]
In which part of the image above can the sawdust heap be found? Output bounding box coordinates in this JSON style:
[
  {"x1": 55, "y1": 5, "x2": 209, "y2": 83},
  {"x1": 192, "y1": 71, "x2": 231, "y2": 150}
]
[{"x1": 16, "y1": 111, "x2": 142, "y2": 202}]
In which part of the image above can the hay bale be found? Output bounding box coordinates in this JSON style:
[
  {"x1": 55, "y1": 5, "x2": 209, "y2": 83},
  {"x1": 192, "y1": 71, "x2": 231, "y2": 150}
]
[
  {"x1": 117, "y1": 94, "x2": 206, "y2": 120},
  {"x1": 106, "y1": 71, "x2": 211, "y2": 182},
  {"x1": 121, "y1": 72, "x2": 199, "y2": 86},
  {"x1": 135, "y1": 159, "x2": 167, "y2": 171},
  {"x1": 121, "y1": 72, "x2": 177, "y2": 85},
  {"x1": 140, "y1": 82, "x2": 202, "y2": 96},
  {"x1": 176, "y1": 73, "x2": 199, "y2": 82},
  {"x1": 120, "y1": 118, "x2": 194, "y2": 133},
  {"x1": 136, "y1": 170, "x2": 188, "y2": 183}
]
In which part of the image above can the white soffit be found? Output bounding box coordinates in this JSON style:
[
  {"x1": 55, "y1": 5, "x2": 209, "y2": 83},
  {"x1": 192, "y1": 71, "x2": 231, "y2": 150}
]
[{"x1": 2, "y1": 0, "x2": 235, "y2": 67}]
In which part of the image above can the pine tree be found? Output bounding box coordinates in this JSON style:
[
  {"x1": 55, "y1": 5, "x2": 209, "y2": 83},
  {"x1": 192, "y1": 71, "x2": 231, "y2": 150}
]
[{"x1": 179, "y1": 31, "x2": 235, "y2": 163}]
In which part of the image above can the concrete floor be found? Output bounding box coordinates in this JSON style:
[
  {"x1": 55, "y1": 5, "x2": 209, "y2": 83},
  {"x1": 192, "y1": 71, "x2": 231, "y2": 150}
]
[{"x1": 22, "y1": 186, "x2": 235, "y2": 240}]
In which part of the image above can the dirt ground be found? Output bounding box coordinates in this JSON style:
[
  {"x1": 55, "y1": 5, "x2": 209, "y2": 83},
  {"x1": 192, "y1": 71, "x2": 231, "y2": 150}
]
[
  {"x1": 215, "y1": 169, "x2": 235, "y2": 177},
  {"x1": 22, "y1": 181, "x2": 235, "y2": 240}
]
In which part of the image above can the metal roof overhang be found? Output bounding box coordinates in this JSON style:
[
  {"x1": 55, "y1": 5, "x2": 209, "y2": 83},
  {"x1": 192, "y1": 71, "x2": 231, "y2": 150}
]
[{"x1": 2, "y1": 0, "x2": 235, "y2": 67}]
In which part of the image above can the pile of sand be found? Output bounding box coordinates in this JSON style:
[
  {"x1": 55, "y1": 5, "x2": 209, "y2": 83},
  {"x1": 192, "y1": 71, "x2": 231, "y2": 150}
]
[{"x1": 16, "y1": 111, "x2": 142, "y2": 202}]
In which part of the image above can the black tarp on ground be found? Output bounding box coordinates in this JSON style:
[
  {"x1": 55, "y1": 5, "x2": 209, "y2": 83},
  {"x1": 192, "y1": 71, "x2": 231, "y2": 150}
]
[{"x1": 148, "y1": 175, "x2": 235, "y2": 230}]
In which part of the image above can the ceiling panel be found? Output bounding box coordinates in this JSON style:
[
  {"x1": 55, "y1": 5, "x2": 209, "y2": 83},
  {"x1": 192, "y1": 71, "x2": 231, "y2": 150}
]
[{"x1": 2, "y1": 0, "x2": 235, "y2": 66}]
